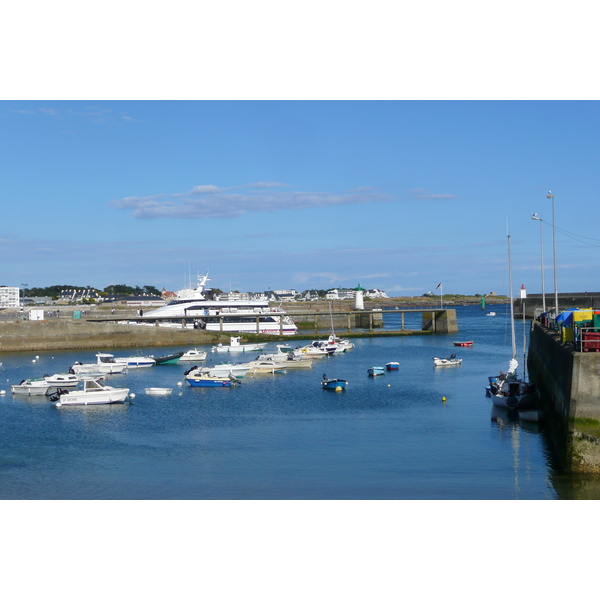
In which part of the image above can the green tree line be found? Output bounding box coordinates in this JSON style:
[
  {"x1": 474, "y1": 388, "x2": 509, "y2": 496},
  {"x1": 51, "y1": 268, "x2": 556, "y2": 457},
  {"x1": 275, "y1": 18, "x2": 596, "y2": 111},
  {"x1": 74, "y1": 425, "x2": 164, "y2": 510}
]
[{"x1": 23, "y1": 284, "x2": 162, "y2": 299}]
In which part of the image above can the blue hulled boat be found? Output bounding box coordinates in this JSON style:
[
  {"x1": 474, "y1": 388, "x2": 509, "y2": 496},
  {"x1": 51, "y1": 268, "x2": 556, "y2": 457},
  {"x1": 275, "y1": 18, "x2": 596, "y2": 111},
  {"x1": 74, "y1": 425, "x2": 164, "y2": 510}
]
[
  {"x1": 321, "y1": 375, "x2": 348, "y2": 390},
  {"x1": 368, "y1": 367, "x2": 385, "y2": 376}
]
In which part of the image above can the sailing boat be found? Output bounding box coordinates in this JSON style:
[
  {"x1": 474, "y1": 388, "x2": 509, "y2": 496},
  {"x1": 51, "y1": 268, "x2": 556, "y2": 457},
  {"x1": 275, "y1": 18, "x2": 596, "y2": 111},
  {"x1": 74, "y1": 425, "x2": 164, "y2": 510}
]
[
  {"x1": 324, "y1": 302, "x2": 355, "y2": 353},
  {"x1": 486, "y1": 233, "x2": 539, "y2": 409}
]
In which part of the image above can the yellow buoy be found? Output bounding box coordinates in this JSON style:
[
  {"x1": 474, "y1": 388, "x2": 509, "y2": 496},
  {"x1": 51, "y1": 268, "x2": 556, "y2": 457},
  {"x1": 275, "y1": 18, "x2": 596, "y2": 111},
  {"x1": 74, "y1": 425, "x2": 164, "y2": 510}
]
[
  {"x1": 442, "y1": 396, "x2": 447, "y2": 403},
  {"x1": 335, "y1": 386, "x2": 342, "y2": 392}
]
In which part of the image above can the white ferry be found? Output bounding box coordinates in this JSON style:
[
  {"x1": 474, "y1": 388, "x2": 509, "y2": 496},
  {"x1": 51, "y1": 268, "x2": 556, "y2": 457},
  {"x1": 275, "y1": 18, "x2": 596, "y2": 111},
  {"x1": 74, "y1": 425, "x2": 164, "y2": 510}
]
[{"x1": 143, "y1": 273, "x2": 298, "y2": 335}]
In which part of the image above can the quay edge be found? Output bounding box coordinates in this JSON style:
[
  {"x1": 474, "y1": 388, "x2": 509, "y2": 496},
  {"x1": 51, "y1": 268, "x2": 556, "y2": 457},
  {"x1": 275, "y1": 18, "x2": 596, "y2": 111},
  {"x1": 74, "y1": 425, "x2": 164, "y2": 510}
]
[
  {"x1": 0, "y1": 309, "x2": 458, "y2": 353},
  {"x1": 528, "y1": 320, "x2": 600, "y2": 474}
]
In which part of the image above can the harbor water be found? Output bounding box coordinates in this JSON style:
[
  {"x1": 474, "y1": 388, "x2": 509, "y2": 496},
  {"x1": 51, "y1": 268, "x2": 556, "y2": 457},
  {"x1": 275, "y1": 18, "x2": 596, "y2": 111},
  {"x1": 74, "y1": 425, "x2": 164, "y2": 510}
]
[{"x1": 0, "y1": 304, "x2": 575, "y2": 499}]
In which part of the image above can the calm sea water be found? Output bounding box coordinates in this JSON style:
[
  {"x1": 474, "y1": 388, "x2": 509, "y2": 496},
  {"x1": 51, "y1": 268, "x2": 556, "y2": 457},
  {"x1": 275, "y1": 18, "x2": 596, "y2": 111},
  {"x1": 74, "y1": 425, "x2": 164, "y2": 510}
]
[{"x1": 0, "y1": 305, "x2": 563, "y2": 499}]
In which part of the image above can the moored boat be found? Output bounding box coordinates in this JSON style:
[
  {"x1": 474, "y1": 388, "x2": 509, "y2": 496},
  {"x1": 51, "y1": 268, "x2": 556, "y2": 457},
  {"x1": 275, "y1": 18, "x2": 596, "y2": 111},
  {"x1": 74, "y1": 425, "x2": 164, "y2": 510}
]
[
  {"x1": 385, "y1": 362, "x2": 399, "y2": 371},
  {"x1": 190, "y1": 363, "x2": 251, "y2": 378},
  {"x1": 212, "y1": 336, "x2": 268, "y2": 353},
  {"x1": 179, "y1": 348, "x2": 208, "y2": 362},
  {"x1": 433, "y1": 354, "x2": 462, "y2": 367},
  {"x1": 321, "y1": 375, "x2": 348, "y2": 389},
  {"x1": 368, "y1": 366, "x2": 385, "y2": 376},
  {"x1": 49, "y1": 379, "x2": 130, "y2": 406},
  {"x1": 113, "y1": 355, "x2": 156, "y2": 368},
  {"x1": 143, "y1": 272, "x2": 298, "y2": 335},
  {"x1": 70, "y1": 353, "x2": 128, "y2": 374},
  {"x1": 453, "y1": 340, "x2": 473, "y2": 347},
  {"x1": 152, "y1": 351, "x2": 184, "y2": 365},
  {"x1": 486, "y1": 232, "x2": 539, "y2": 410},
  {"x1": 293, "y1": 341, "x2": 335, "y2": 358},
  {"x1": 185, "y1": 372, "x2": 241, "y2": 387},
  {"x1": 11, "y1": 378, "x2": 53, "y2": 396},
  {"x1": 44, "y1": 373, "x2": 80, "y2": 387}
]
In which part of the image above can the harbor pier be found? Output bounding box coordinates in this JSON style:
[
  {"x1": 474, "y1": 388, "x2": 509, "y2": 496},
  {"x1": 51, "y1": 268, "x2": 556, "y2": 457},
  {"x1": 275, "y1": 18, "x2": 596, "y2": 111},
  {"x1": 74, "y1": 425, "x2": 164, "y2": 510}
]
[
  {"x1": 0, "y1": 308, "x2": 458, "y2": 352},
  {"x1": 515, "y1": 292, "x2": 600, "y2": 319},
  {"x1": 528, "y1": 320, "x2": 600, "y2": 473}
]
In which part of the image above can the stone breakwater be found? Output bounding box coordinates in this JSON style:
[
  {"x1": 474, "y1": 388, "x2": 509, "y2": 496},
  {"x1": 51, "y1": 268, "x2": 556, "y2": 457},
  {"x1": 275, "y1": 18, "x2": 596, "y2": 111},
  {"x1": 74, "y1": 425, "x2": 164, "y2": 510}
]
[{"x1": 0, "y1": 319, "x2": 228, "y2": 353}]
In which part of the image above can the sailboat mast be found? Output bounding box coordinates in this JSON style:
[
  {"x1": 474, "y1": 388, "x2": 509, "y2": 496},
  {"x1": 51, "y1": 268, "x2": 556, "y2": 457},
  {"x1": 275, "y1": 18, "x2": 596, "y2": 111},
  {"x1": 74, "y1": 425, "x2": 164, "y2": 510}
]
[{"x1": 508, "y1": 233, "x2": 517, "y2": 361}]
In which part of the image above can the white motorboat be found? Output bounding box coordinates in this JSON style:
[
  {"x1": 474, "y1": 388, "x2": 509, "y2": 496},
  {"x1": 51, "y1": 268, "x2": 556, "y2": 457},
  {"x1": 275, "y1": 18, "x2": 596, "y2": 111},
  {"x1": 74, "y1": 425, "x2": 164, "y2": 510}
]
[
  {"x1": 70, "y1": 353, "x2": 128, "y2": 374},
  {"x1": 186, "y1": 363, "x2": 251, "y2": 378},
  {"x1": 293, "y1": 341, "x2": 335, "y2": 358},
  {"x1": 11, "y1": 378, "x2": 53, "y2": 396},
  {"x1": 241, "y1": 359, "x2": 287, "y2": 374},
  {"x1": 44, "y1": 373, "x2": 80, "y2": 387},
  {"x1": 179, "y1": 348, "x2": 208, "y2": 362},
  {"x1": 253, "y1": 352, "x2": 313, "y2": 369},
  {"x1": 486, "y1": 312, "x2": 496, "y2": 316},
  {"x1": 49, "y1": 379, "x2": 130, "y2": 406},
  {"x1": 433, "y1": 355, "x2": 462, "y2": 367},
  {"x1": 212, "y1": 336, "x2": 268, "y2": 353},
  {"x1": 143, "y1": 272, "x2": 298, "y2": 335},
  {"x1": 113, "y1": 355, "x2": 156, "y2": 368}
]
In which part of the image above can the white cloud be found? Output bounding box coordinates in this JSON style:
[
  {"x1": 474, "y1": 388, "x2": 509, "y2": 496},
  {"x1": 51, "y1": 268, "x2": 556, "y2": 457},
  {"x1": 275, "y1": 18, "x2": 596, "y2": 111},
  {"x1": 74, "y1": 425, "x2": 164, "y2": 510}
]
[
  {"x1": 110, "y1": 183, "x2": 394, "y2": 219},
  {"x1": 409, "y1": 188, "x2": 458, "y2": 200}
]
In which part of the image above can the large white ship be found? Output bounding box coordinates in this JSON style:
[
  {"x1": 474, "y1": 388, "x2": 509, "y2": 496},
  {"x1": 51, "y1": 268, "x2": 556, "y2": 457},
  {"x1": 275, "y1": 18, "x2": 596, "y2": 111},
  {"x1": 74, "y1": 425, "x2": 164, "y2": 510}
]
[{"x1": 144, "y1": 273, "x2": 298, "y2": 335}]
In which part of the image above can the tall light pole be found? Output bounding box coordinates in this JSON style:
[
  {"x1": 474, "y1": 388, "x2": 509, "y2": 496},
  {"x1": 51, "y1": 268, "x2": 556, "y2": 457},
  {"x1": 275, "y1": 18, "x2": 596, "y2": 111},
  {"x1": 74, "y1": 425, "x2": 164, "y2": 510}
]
[
  {"x1": 547, "y1": 191, "x2": 559, "y2": 316},
  {"x1": 531, "y1": 213, "x2": 546, "y2": 312}
]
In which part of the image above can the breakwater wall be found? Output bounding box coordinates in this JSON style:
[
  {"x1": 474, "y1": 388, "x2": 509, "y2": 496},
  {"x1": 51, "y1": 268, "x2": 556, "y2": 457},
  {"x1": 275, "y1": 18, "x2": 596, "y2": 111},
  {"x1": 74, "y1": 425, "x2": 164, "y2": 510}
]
[
  {"x1": 515, "y1": 292, "x2": 600, "y2": 318},
  {"x1": 0, "y1": 320, "x2": 227, "y2": 353},
  {"x1": 528, "y1": 321, "x2": 600, "y2": 473},
  {"x1": 0, "y1": 309, "x2": 459, "y2": 353}
]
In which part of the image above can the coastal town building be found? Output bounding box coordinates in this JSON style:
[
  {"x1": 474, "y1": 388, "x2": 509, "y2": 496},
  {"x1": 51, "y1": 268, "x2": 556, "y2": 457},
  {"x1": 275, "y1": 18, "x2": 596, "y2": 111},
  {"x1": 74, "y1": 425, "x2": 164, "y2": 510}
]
[
  {"x1": 272, "y1": 290, "x2": 297, "y2": 301},
  {"x1": 0, "y1": 286, "x2": 20, "y2": 308},
  {"x1": 106, "y1": 294, "x2": 165, "y2": 307},
  {"x1": 57, "y1": 288, "x2": 102, "y2": 304},
  {"x1": 161, "y1": 287, "x2": 177, "y2": 301}
]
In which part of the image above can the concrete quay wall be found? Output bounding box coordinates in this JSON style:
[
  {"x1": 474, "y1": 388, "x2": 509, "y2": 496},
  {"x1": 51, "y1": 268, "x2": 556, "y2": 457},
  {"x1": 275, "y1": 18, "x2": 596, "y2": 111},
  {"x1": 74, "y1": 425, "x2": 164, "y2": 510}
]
[
  {"x1": 528, "y1": 321, "x2": 600, "y2": 473},
  {"x1": 515, "y1": 292, "x2": 600, "y2": 318},
  {"x1": 0, "y1": 319, "x2": 225, "y2": 353}
]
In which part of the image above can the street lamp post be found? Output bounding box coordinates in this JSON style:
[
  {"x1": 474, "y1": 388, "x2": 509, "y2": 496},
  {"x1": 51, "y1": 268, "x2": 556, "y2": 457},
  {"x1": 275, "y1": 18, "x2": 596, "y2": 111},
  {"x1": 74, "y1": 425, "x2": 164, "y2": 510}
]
[
  {"x1": 547, "y1": 191, "x2": 559, "y2": 316},
  {"x1": 531, "y1": 213, "x2": 546, "y2": 312},
  {"x1": 20, "y1": 283, "x2": 28, "y2": 312}
]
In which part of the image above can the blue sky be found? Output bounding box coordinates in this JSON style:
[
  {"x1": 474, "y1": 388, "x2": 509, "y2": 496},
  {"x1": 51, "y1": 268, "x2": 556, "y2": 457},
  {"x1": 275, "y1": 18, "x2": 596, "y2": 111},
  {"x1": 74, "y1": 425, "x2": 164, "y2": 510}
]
[
  {"x1": 2, "y1": 4, "x2": 600, "y2": 299},
  {"x1": 2, "y1": 100, "x2": 599, "y2": 297}
]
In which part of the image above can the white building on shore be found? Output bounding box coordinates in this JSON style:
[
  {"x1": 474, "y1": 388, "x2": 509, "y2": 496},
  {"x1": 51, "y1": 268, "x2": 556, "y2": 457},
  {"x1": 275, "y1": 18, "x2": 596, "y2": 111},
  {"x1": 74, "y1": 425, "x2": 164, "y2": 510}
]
[{"x1": 0, "y1": 286, "x2": 20, "y2": 308}]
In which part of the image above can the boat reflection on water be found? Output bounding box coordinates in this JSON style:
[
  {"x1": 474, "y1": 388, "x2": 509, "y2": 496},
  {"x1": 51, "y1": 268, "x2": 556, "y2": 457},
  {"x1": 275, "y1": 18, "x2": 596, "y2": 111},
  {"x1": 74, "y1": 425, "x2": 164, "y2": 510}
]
[{"x1": 491, "y1": 405, "x2": 544, "y2": 499}]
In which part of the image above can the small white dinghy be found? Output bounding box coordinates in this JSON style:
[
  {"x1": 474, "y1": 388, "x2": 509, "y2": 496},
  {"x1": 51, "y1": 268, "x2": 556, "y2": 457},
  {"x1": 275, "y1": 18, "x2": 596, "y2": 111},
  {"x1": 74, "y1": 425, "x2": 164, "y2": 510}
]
[{"x1": 145, "y1": 388, "x2": 173, "y2": 395}]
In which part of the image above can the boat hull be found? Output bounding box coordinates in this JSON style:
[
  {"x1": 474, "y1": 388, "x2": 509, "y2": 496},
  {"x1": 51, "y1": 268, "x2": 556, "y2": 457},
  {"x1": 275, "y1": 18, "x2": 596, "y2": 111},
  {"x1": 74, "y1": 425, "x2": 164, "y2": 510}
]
[
  {"x1": 186, "y1": 376, "x2": 234, "y2": 387},
  {"x1": 55, "y1": 388, "x2": 130, "y2": 405},
  {"x1": 179, "y1": 350, "x2": 208, "y2": 362},
  {"x1": 433, "y1": 357, "x2": 462, "y2": 367},
  {"x1": 368, "y1": 367, "x2": 385, "y2": 376},
  {"x1": 321, "y1": 379, "x2": 347, "y2": 389},
  {"x1": 11, "y1": 384, "x2": 52, "y2": 396},
  {"x1": 153, "y1": 352, "x2": 184, "y2": 365},
  {"x1": 385, "y1": 362, "x2": 399, "y2": 370}
]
